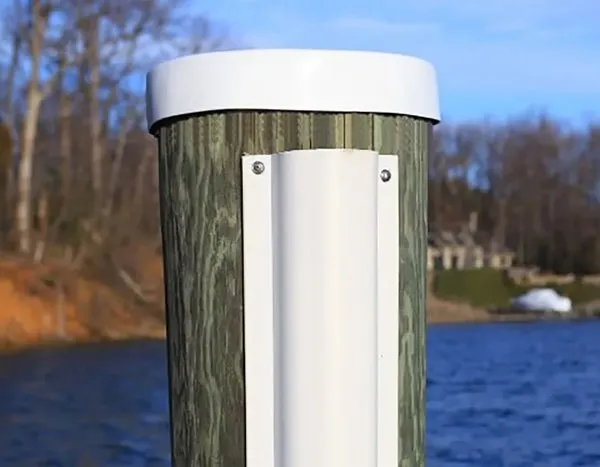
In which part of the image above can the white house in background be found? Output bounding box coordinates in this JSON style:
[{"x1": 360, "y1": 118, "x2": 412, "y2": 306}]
[{"x1": 427, "y1": 212, "x2": 515, "y2": 271}]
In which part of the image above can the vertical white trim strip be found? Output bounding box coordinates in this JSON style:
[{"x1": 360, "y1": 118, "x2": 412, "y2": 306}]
[
  {"x1": 273, "y1": 149, "x2": 379, "y2": 467},
  {"x1": 242, "y1": 150, "x2": 399, "y2": 467},
  {"x1": 242, "y1": 154, "x2": 276, "y2": 467},
  {"x1": 377, "y1": 155, "x2": 400, "y2": 467}
]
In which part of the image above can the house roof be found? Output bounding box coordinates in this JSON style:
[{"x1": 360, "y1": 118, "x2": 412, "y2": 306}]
[{"x1": 428, "y1": 223, "x2": 514, "y2": 255}]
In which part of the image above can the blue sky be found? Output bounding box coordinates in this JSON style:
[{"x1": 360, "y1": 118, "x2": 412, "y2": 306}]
[{"x1": 197, "y1": 0, "x2": 600, "y2": 124}]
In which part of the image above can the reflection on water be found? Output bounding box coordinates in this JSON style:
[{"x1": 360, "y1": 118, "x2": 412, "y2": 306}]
[{"x1": 2, "y1": 322, "x2": 600, "y2": 466}]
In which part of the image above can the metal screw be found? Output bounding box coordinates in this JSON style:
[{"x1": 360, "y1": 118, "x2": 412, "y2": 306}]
[
  {"x1": 380, "y1": 169, "x2": 392, "y2": 182},
  {"x1": 252, "y1": 161, "x2": 265, "y2": 175}
]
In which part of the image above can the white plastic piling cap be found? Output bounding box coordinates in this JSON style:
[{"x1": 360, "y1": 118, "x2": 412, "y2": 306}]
[{"x1": 146, "y1": 48, "x2": 440, "y2": 130}]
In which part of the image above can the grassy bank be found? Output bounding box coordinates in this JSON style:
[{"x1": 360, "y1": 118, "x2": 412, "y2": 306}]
[{"x1": 433, "y1": 268, "x2": 600, "y2": 309}]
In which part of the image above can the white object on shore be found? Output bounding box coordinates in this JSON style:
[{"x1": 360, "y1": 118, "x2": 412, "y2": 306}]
[{"x1": 510, "y1": 288, "x2": 572, "y2": 313}]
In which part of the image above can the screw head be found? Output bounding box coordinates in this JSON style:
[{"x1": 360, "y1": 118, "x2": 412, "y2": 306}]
[
  {"x1": 380, "y1": 169, "x2": 392, "y2": 182},
  {"x1": 252, "y1": 161, "x2": 265, "y2": 175}
]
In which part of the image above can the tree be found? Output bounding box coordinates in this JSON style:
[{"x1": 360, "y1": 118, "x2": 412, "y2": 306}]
[
  {"x1": 0, "y1": 0, "x2": 230, "y2": 310},
  {"x1": 431, "y1": 112, "x2": 600, "y2": 273}
]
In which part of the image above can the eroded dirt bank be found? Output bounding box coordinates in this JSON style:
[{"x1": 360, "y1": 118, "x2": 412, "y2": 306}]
[
  {"x1": 1, "y1": 260, "x2": 592, "y2": 352},
  {"x1": 0, "y1": 257, "x2": 165, "y2": 352}
]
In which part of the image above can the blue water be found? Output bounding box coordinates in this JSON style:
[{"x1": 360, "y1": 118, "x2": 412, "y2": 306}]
[
  {"x1": 428, "y1": 321, "x2": 600, "y2": 466},
  {"x1": 1, "y1": 322, "x2": 600, "y2": 466}
]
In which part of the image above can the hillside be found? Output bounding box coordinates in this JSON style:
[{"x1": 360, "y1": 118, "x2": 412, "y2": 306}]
[
  {"x1": 2, "y1": 259, "x2": 596, "y2": 351},
  {"x1": 0, "y1": 257, "x2": 165, "y2": 351}
]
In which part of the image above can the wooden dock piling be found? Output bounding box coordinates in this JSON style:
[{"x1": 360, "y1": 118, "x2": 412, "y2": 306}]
[{"x1": 147, "y1": 49, "x2": 439, "y2": 467}]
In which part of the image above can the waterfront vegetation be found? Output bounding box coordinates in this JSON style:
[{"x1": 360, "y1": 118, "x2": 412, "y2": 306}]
[{"x1": 433, "y1": 268, "x2": 600, "y2": 309}]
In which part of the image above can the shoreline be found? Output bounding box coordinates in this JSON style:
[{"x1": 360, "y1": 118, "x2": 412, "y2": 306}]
[
  {"x1": 0, "y1": 334, "x2": 167, "y2": 356},
  {"x1": 2, "y1": 256, "x2": 598, "y2": 355},
  {"x1": 3, "y1": 310, "x2": 599, "y2": 355},
  {"x1": 429, "y1": 311, "x2": 600, "y2": 325}
]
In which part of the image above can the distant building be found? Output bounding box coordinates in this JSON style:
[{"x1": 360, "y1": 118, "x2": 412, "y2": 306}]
[{"x1": 427, "y1": 212, "x2": 515, "y2": 271}]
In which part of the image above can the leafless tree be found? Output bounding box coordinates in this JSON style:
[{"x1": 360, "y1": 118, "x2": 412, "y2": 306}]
[
  {"x1": 0, "y1": 0, "x2": 230, "y2": 308},
  {"x1": 432, "y1": 112, "x2": 600, "y2": 273}
]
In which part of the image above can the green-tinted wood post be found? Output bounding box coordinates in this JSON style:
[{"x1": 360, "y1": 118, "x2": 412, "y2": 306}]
[{"x1": 146, "y1": 49, "x2": 439, "y2": 467}]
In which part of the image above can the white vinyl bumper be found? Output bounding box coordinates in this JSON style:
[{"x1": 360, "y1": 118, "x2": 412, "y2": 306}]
[{"x1": 241, "y1": 149, "x2": 400, "y2": 467}]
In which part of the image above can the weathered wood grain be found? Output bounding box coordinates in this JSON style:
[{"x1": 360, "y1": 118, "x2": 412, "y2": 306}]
[
  {"x1": 394, "y1": 119, "x2": 430, "y2": 467},
  {"x1": 155, "y1": 110, "x2": 431, "y2": 467}
]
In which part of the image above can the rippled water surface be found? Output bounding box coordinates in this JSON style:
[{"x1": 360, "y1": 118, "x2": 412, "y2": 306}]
[{"x1": 2, "y1": 322, "x2": 600, "y2": 466}]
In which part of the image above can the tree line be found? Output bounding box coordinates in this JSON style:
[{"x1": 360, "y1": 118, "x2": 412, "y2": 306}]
[
  {"x1": 430, "y1": 115, "x2": 600, "y2": 274},
  {"x1": 1, "y1": 1, "x2": 599, "y2": 286},
  {"x1": 0, "y1": 0, "x2": 230, "y2": 296}
]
